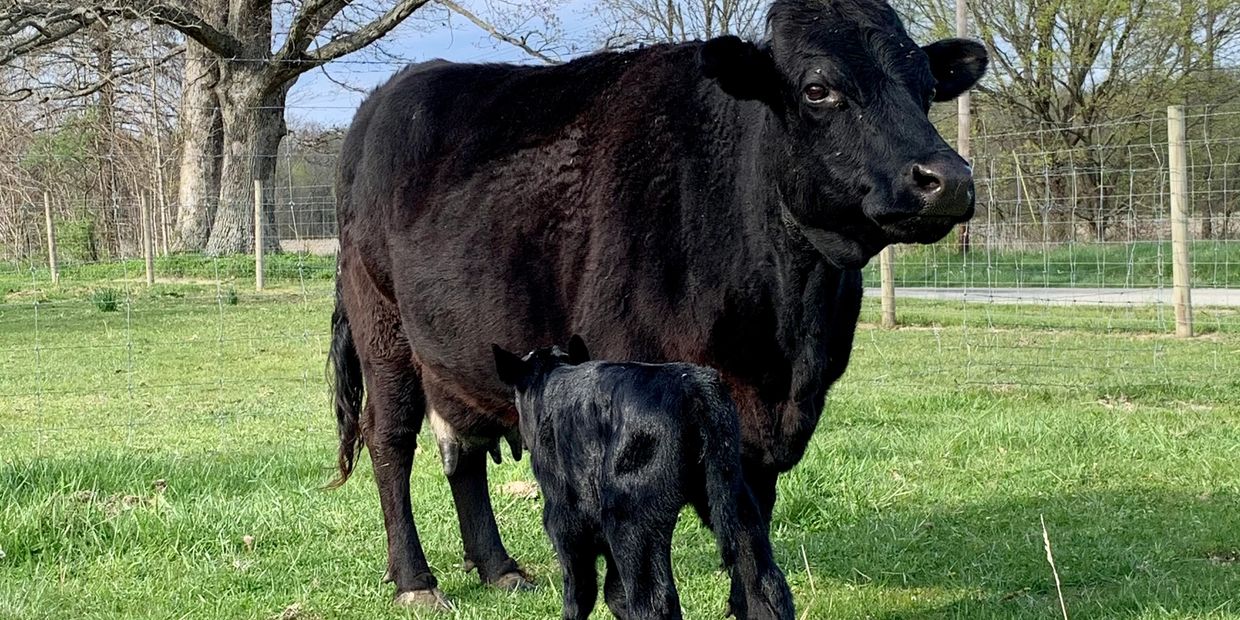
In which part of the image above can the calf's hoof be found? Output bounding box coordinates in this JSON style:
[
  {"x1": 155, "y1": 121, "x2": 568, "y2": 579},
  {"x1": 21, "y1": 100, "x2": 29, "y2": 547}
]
[
  {"x1": 394, "y1": 588, "x2": 453, "y2": 611},
  {"x1": 489, "y1": 569, "x2": 535, "y2": 592}
]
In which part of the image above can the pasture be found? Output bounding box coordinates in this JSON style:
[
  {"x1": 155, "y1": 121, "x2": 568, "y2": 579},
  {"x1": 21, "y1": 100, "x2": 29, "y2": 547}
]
[{"x1": 1, "y1": 263, "x2": 1237, "y2": 619}]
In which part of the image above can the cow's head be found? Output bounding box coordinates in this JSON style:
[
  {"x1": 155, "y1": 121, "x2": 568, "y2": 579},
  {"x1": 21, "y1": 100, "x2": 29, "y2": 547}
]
[{"x1": 701, "y1": 0, "x2": 987, "y2": 268}]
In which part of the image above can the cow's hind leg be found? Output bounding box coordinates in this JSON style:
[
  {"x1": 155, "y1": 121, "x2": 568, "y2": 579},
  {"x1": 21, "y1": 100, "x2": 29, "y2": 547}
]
[
  {"x1": 744, "y1": 464, "x2": 780, "y2": 525},
  {"x1": 426, "y1": 394, "x2": 531, "y2": 590},
  {"x1": 446, "y1": 446, "x2": 531, "y2": 588},
  {"x1": 344, "y1": 272, "x2": 444, "y2": 607},
  {"x1": 361, "y1": 364, "x2": 447, "y2": 608}
]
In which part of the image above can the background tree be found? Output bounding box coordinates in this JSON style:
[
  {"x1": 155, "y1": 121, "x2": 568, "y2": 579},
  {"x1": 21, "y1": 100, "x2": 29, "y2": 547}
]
[
  {"x1": 3, "y1": 0, "x2": 568, "y2": 254},
  {"x1": 596, "y1": 0, "x2": 767, "y2": 48},
  {"x1": 893, "y1": 0, "x2": 1240, "y2": 239},
  {"x1": 0, "y1": 10, "x2": 182, "y2": 259}
]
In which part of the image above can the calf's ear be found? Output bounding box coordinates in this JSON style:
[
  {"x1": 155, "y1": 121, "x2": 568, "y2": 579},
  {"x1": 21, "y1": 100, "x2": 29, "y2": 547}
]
[
  {"x1": 567, "y1": 335, "x2": 590, "y2": 364},
  {"x1": 700, "y1": 36, "x2": 783, "y2": 109},
  {"x1": 492, "y1": 344, "x2": 527, "y2": 386},
  {"x1": 922, "y1": 38, "x2": 988, "y2": 101}
]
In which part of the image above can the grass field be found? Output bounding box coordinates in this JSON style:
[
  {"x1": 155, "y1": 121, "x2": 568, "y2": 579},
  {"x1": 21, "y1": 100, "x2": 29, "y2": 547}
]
[
  {"x1": 1, "y1": 268, "x2": 1239, "y2": 619},
  {"x1": 860, "y1": 240, "x2": 1240, "y2": 289},
  {"x1": 3, "y1": 240, "x2": 1239, "y2": 296}
]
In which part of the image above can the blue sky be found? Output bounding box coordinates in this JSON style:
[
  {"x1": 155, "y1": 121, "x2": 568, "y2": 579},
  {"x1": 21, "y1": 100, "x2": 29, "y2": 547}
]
[{"x1": 287, "y1": 1, "x2": 599, "y2": 127}]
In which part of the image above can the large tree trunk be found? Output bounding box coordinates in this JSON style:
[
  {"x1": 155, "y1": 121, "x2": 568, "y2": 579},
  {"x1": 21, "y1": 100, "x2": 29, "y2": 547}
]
[
  {"x1": 175, "y1": 44, "x2": 222, "y2": 251},
  {"x1": 203, "y1": 0, "x2": 282, "y2": 256},
  {"x1": 205, "y1": 78, "x2": 287, "y2": 255},
  {"x1": 174, "y1": 1, "x2": 225, "y2": 251},
  {"x1": 93, "y1": 24, "x2": 121, "y2": 257}
]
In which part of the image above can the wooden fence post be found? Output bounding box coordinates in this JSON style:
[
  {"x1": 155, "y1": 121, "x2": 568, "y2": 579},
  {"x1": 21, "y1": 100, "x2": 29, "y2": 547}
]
[
  {"x1": 140, "y1": 192, "x2": 155, "y2": 285},
  {"x1": 43, "y1": 192, "x2": 60, "y2": 285},
  {"x1": 159, "y1": 191, "x2": 171, "y2": 257},
  {"x1": 955, "y1": 0, "x2": 972, "y2": 255},
  {"x1": 880, "y1": 245, "x2": 896, "y2": 329},
  {"x1": 254, "y1": 180, "x2": 265, "y2": 291},
  {"x1": 1167, "y1": 105, "x2": 1193, "y2": 338}
]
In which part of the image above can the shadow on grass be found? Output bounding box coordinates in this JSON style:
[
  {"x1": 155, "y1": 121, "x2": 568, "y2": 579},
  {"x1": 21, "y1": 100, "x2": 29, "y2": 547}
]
[{"x1": 776, "y1": 486, "x2": 1239, "y2": 618}]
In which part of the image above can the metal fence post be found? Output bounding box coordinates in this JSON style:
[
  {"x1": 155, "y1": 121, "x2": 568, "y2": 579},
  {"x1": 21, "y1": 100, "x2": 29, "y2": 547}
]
[
  {"x1": 43, "y1": 192, "x2": 60, "y2": 285},
  {"x1": 254, "y1": 179, "x2": 265, "y2": 291},
  {"x1": 880, "y1": 245, "x2": 896, "y2": 328},
  {"x1": 1167, "y1": 105, "x2": 1193, "y2": 338}
]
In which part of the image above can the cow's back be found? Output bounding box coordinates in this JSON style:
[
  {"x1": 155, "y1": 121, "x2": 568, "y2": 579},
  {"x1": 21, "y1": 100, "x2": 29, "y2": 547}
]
[{"x1": 338, "y1": 46, "x2": 737, "y2": 395}]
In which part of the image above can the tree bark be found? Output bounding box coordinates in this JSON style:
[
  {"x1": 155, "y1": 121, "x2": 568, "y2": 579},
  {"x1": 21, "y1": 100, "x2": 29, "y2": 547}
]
[
  {"x1": 205, "y1": 77, "x2": 287, "y2": 255},
  {"x1": 174, "y1": 37, "x2": 223, "y2": 251},
  {"x1": 202, "y1": 0, "x2": 281, "y2": 256},
  {"x1": 92, "y1": 24, "x2": 122, "y2": 256},
  {"x1": 174, "y1": 0, "x2": 225, "y2": 251}
]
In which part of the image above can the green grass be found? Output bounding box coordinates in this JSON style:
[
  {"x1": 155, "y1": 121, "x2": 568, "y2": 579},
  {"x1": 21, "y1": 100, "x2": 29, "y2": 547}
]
[
  {"x1": 1, "y1": 286, "x2": 1238, "y2": 619},
  {"x1": 861, "y1": 240, "x2": 1240, "y2": 288},
  {"x1": 1, "y1": 253, "x2": 336, "y2": 304}
]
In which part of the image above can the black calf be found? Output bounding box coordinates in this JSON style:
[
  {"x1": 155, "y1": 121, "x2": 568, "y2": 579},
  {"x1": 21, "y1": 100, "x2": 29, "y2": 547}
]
[{"x1": 493, "y1": 337, "x2": 794, "y2": 620}]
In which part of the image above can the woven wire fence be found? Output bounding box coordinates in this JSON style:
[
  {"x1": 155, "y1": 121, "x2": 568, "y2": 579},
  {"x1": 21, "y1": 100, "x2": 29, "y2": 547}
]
[
  {"x1": 2, "y1": 103, "x2": 1239, "y2": 449},
  {"x1": 859, "y1": 104, "x2": 1240, "y2": 397}
]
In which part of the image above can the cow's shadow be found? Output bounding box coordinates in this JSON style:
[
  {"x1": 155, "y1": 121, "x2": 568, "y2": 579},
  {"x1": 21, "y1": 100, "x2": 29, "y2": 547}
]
[{"x1": 708, "y1": 484, "x2": 1240, "y2": 618}]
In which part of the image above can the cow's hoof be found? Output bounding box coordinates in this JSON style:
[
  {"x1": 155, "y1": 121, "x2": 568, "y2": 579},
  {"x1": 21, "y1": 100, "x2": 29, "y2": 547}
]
[
  {"x1": 394, "y1": 588, "x2": 453, "y2": 611},
  {"x1": 489, "y1": 570, "x2": 535, "y2": 592}
]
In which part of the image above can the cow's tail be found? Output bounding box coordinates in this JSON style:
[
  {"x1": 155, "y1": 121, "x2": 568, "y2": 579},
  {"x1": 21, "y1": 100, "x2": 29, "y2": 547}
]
[
  {"x1": 325, "y1": 278, "x2": 364, "y2": 489},
  {"x1": 697, "y1": 379, "x2": 795, "y2": 620}
]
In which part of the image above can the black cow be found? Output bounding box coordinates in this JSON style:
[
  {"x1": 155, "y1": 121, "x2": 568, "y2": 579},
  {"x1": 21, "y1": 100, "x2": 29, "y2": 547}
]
[
  {"x1": 493, "y1": 337, "x2": 794, "y2": 620},
  {"x1": 329, "y1": 0, "x2": 987, "y2": 606}
]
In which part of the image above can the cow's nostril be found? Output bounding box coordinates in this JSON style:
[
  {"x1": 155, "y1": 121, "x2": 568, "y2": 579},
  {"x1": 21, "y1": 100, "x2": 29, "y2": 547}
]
[{"x1": 912, "y1": 164, "x2": 943, "y2": 193}]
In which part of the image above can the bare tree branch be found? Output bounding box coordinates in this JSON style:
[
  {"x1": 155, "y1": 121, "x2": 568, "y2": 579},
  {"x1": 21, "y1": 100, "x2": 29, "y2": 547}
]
[
  {"x1": 438, "y1": 0, "x2": 560, "y2": 64},
  {"x1": 0, "y1": 3, "x2": 96, "y2": 65},
  {"x1": 302, "y1": 0, "x2": 432, "y2": 64},
  {"x1": 3, "y1": 1, "x2": 240, "y2": 60},
  {"x1": 46, "y1": 44, "x2": 183, "y2": 101},
  {"x1": 93, "y1": 1, "x2": 241, "y2": 57},
  {"x1": 276, "y1": 0, "x2": 349, "y2": 60}
]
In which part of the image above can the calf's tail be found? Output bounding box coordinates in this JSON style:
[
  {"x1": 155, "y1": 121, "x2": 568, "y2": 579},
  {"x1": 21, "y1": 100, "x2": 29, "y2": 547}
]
[
  {"x1": 325, "y1": 278, "x2": 364, "y2": 489},
  {"x1": 696, "y1": 382, "x2": 795, "y2": 620}
]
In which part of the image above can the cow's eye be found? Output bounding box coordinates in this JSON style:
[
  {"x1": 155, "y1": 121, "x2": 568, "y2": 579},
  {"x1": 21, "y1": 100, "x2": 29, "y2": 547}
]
[{"x1": 803, "y1": 84, "x2": 844, "y2": 107}]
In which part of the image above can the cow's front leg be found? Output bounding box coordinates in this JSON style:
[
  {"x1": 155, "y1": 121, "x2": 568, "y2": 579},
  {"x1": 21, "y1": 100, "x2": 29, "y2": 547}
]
[
  {"x1": 743, "y1": 464, "x2": 780, "y2": 525},
  {"x1": 447, "y1": 447, "x2": 532, "y2": 589}
]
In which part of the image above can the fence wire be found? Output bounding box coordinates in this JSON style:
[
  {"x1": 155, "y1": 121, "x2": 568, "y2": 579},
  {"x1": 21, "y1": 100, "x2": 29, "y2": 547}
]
[{"x1": 1, "y1": 105, "x2": 1238, "y2": 449}]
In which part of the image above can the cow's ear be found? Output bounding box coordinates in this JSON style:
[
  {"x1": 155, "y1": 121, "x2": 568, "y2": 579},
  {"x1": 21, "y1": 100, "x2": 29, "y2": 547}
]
[
  {"x1": 567, "y1": 335, "x2": 590, "y2": 364},
  {"x1": 923, "y1": 38, "x2": 988, "y2": 101},
  {"x1": 700, "y1": 36, "x2": 783, "y2": 108},
  {"x1": 492, "y1": 345, "x2": 528, "y2": 386}
]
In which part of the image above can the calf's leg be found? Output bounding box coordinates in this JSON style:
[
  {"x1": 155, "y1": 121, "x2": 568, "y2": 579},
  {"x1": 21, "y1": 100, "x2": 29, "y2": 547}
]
[
  {"x1": 602, "y1": 549, "x2": 631, "y2": 620},
  {"x1": 605, "y1": 519, "x2": 681, "y2": 620},
  {"x1": 546, "y1": 517, "x2": 599, "y2": 620}
]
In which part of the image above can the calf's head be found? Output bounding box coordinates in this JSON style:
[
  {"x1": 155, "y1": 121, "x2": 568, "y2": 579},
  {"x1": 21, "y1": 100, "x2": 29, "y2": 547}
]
[
  {"x1": 493, "y1": 335, "x2": 591, "y2": 395},
  {"x1": 701, "y1": 0, "x2": 987, "y2": 268}
]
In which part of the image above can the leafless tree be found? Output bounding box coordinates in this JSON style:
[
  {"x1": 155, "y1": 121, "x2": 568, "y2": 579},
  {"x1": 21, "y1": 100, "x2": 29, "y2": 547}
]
[
  {"x1": 893, "y1": 0, "x2": 1240, "y2": 239},
  {"x1": 595, "y1": 0, "x2": 767, "y2": 49},
  {"x1": 3, "y1": 0, "x2": 572, "y2": 254}
]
